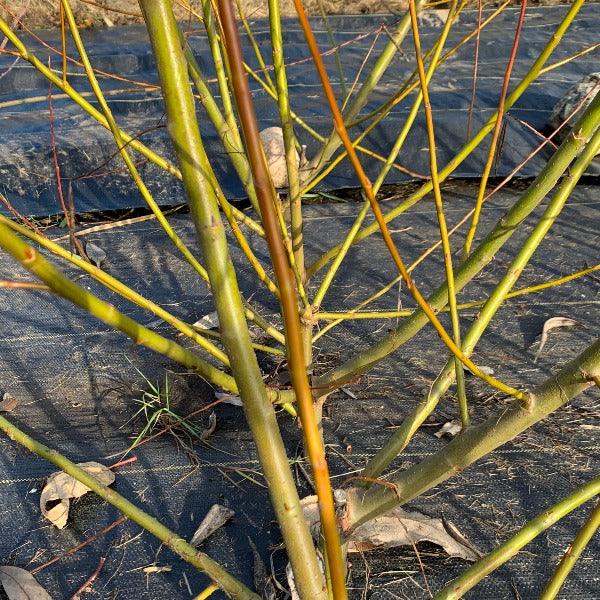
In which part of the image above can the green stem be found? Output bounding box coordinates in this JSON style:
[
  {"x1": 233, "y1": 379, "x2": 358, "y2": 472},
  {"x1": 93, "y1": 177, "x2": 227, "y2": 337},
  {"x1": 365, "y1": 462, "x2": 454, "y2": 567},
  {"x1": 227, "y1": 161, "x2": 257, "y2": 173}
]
[
  {"x1": 0, "y1": 221, "x2": 238, "y2": 393},
  {"x1": 0, "y1": 414, "x2": 258, "y2": 600},
  {"x1": 433, "y1": 480, "x2": 600, "y2": 599},
  {"x1": 407, "y1": 0, "x2": 467, "y2": 425},
  {"x1": 182, "y1": 30, "x2": 261, "y2": 214},
  {"x1": 214, "y1": 0, "x2": 344, "y2": 595},
  {"x1": 360, "y1": 97, "x2": 600, "y2": 480},
  {"x1": 304, "y1": 0, "x2": 426, "y2": 180},
  {"x1": 344, "y1": 336, "x2": 600, "y2": 529},
  {"x1": 137, "y1": 3, "x2": 327, "y2": 599},
  {"x1": 313, "y1": 62, "x2": 599, "y2": 394},
  {"x1": 267, "y1": 0, "x2": 310, "y2": 361},
  {"x1": 539, "y1": 500, "x2": 600, "y2": 600},
  {"x1": 372, "y1": 0, "x2": 458, "y2": 196},
  {"x1": 312, "y1": 198, "x2": 370, "y2": 310},
  {"x1": 306, "y1": 0, "x2": 585, "y2": 279}
]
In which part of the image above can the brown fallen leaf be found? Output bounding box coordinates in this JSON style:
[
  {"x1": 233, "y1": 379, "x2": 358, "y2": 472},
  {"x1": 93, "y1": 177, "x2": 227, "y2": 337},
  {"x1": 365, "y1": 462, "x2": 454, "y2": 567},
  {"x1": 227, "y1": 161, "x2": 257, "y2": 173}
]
[
  {"x1": 0, "y1": 566, "x2": 52, "y2": 600},
  {"x1": 301, "y1": 492, "x2": 481, "y2": 561},
  {"x1": 0, "y1": 392, "x2": 17, "y2": 413},
  {"x1": 40, "y1": 462, "x2": 115, "y2": 529},
  {"x1": 190, "y1": 504, "x2": 235, "y2": 547},
  {"x1": 349, "y1": 507, "x2": 481, "y2": 559},
  {"x1": 192, "y1": 311, "x2": 219, "y2": 330},
  {"x1": 534, "y1": 316, "x2": 578, "y2": 362}
]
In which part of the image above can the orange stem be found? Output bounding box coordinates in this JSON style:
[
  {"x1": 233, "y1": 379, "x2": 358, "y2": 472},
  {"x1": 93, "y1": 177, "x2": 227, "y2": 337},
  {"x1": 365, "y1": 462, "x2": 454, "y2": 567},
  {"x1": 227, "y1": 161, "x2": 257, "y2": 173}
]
[
  {"x1": 214, "y1": 0, "x2": 344, "y2": 597},
  {"x1": 291, "y1": 0, "x2": 526, "y2": 403}
]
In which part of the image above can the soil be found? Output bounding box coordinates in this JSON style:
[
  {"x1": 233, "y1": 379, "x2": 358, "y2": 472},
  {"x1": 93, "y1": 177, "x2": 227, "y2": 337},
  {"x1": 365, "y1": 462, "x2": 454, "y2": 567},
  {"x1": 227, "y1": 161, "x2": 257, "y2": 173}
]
[{"x1": 0, "y1": 0, "x2": 581, "y2": 30}]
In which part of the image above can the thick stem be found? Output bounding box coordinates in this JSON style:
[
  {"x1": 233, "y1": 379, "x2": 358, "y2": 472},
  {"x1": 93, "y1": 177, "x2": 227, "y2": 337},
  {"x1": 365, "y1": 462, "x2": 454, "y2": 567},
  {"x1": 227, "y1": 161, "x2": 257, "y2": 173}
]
[
  {"x1": 0, "y1": 414, "x2": 258, "y2": 600},
  {"x1": 345, "y1": 336, "x2": 600, "y2": 529},
  {"x1": 213, "y1": 0, "x2": 341, "y2": 596},
  {"x1": 0, "y1": 222, "x2": 238, "y2": 393},
  {"x1": 138, "y1": 3, "x2": 326, "y2": 599},
  {"x1": 434, "y1": 481, "x2": 600, "y2": 599}
]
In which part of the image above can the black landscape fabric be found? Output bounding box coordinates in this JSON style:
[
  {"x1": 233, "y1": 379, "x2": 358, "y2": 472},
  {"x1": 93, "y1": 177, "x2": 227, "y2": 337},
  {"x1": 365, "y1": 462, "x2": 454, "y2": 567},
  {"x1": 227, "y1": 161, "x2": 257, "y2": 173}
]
[
  {"x1": 0, "y1": 185, "x2": 599, "y2": 598},
  {"x1": 0, "y1": 5, "x2": 598, "y2": 216}
]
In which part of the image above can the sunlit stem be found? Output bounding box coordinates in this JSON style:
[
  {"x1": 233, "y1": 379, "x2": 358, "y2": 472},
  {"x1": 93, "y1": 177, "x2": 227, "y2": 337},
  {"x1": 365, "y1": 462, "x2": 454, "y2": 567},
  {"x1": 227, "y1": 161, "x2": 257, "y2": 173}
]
[
  {"x1": 0, "y1": 222, "x2": 238, "y2": 392},
  {"x1": 539, "y1": 500, "x2": 600, "y2": 600},
  {"x1": 293, "y1": 0, "x2": 525, "y2": 404},
  {"x1": 139, "y1": 3, "x2": 325, "y2": 597},
  {"x1": 306, "y1": 0, "x2": 585, "y2": 279},
  {"x1": 0, "y1": 413, "x2": 259, "y2": 600},
  {"x1": 372, "y1": 0, "x2": 458, "y2": 196},
  {"x1": 312, "y1": 198, "x2": 370, "y2": 310},
  {"x1": 408, "y1": 0, "x2": 467, "y2": 425},
  {"x1": 434, "y1": 479, "x2": 600, "y2": 599},
  {"x1": 462, "y1": 0, "x2": 528, "y2": 259},
  {"x1": 304, "y1": 0, "x2": 426, "y2": 179},
  {"x1": 345, "y1": 337, "x2": 600, "y2": 530},
  {"x1": 359, "y1": 106, "x2": 600, "y2": 480}
]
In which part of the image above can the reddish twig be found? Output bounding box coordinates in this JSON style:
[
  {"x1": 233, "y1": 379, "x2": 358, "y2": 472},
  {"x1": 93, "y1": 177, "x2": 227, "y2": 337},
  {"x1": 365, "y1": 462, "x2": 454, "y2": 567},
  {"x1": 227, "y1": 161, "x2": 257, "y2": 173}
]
[
  {"x1": 31, "y1": 518, "x2": 125, "y2": 574},
  {"x1": 70, "y1": 556, "x2": 106, "y2": 600},
  {"x1": 47, "y1": 68, "x2": 87, "y2": 259},
  {"x1": 462, "y1": 0, "x2": 528, "y2": 257},
  {"x1": 466, "y1": 0, "x2": 483, "y2": 141},
  {"x1": 108, "y1": 456, "x2": 137, "y2": 470}
]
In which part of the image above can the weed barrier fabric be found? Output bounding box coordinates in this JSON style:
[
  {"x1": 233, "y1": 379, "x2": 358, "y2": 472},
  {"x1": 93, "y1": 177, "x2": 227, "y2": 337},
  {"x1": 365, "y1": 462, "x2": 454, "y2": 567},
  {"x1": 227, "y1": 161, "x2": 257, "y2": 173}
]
[
  {"x1": 0, "y1": 184, "x2": 598, "y2": 598},
  {"x1": 0, "y1": 5, "x2": 599, "y2": 217}
]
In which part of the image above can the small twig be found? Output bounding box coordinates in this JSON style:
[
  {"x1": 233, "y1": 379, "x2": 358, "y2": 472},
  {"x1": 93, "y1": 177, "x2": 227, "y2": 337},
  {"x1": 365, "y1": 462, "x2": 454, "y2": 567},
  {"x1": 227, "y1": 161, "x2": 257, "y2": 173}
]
[
  {"x1": 0, "y1": 280, "x2": 49, "y2": 290},
  {"x1": 109, "y1": 456, "x2": 138, "y2": 470},
  {"x1": 31, "y1": 517, "x2": 126, "y2": 574},
  {"x1": 70, "y1": 556, "x2": 106, "y2": 600}
]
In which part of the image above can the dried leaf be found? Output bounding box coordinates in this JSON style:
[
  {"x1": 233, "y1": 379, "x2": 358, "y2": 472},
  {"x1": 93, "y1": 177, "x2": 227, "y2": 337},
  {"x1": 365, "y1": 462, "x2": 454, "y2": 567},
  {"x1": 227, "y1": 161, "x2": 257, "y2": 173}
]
[
  {"x1": 192, "y1": 311, "x2": 220, "y2": 330},
  {"x1": 85, "y1": 242, "x2": 106, "y2": 268},
  {"x1": 442, "y1": 516, "x2": 483, "y2": 560},
  {"x1": 40, "y1": 462, "x2": 115, "y2": 529},
  {"x1": 349, "y1": 507, "x2": 480, "y2": 560},
  {"x1": 534, "y1": 316, "x2": 578, "y2": 362},
  {"x1": 0, "y1": 392, "x2": 17, "y2": 413},
  {"x1": 249, "y1": 539, "x2": 276, "y2": 600},
  {"x1": 215, "y1": 391, "x2": 243, "y2": 407},
  {"x1": 340, "y1": 387, "x2": 357, "y2": 400},
  {"x1": 301, "y1": 493, "x2": 480, "y2": 561},
  {"x1": 200, "y1": 411, "x2": 217, "y2": 441},
  {"x1": 465, "y1": 365, "x2": 494, "y2": 376},
  {"x1": 434, "y1": 420, "x2": 462, "y2": 439},
  {"x1": 259, "y1": 127, "x2": 300, "y2": 188},
  {"x1": 190, "y1": 504, "x2": 235, "y2": 547},
  {"x1": 0, "y1": 566, "x2": 52, "y2": 600}
]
